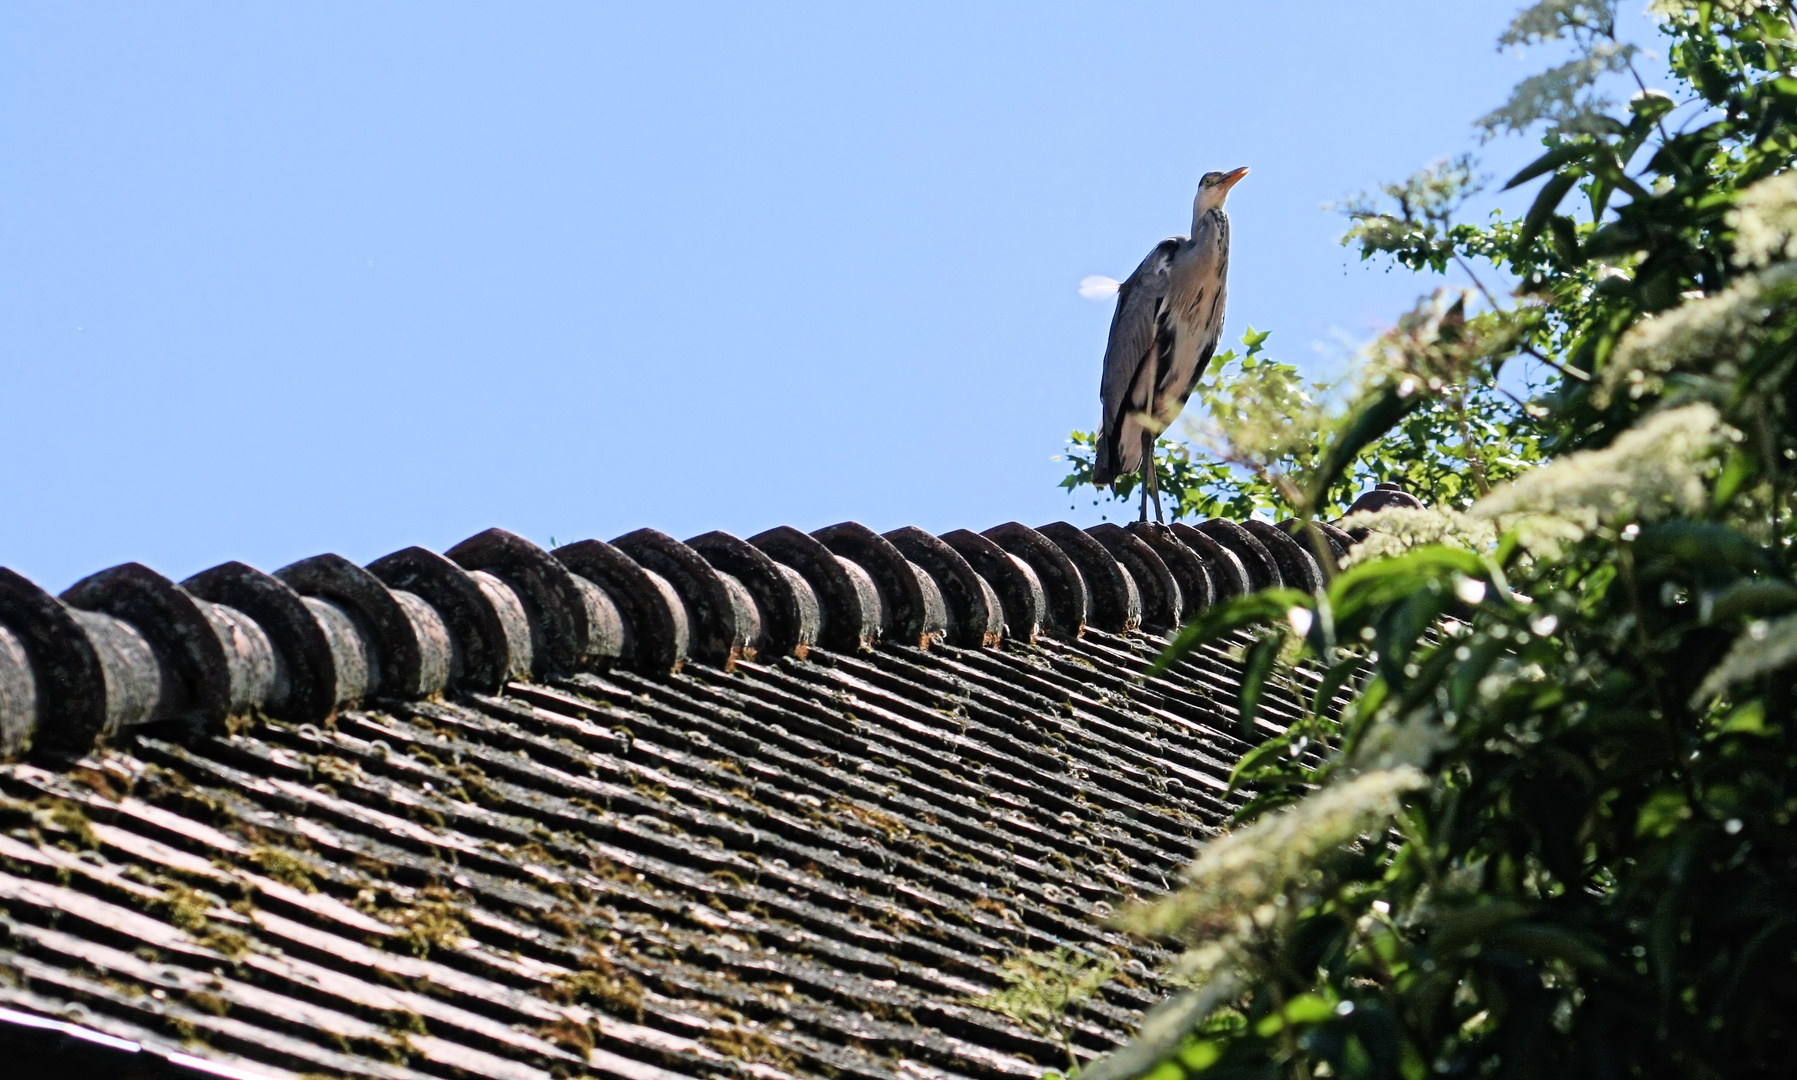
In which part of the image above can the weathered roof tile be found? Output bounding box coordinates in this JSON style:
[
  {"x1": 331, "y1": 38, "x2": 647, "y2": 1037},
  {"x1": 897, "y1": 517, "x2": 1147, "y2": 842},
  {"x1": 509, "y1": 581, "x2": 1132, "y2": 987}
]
[{"x1": 0, "y1": 506, "x2": 1391, "y2": 1078}]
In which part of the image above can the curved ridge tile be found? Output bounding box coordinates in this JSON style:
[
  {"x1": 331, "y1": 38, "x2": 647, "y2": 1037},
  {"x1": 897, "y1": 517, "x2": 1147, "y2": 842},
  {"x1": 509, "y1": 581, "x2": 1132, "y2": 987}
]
[
  {"x1": 686, "y1": 531, "x2": 819, "y2": 660},
  {"x1": 1345, "y1": 482, "x2": 1425, "y2": 518},
  {"x1": 1277, "y1": 518, "x2": 1354, "y2": 575},
  {"x1": 1126, "y1": 522, "x2": 1213, "y2": 621},
  {"x1": 0, "y1": 568, "x2": 113, "y2": 757},
  {"x1": 551, "y1": 539, "x2": 690, "y2": 674},
  {"x1": 447, "y1": 528, "x2": 623, "y2": 675},
  {"x1": 939, "y1": 529, "x2": 1044, "y2": 643},
  {"x1": 1087, "y1": 524, "x2": 1181, "y2": 631},
  {"x1": 749, "y1": 526, "x2": 882, "y2": 653},
  {"x1": 1189, "y1": 520, "x2": 1281, "y2": 592},
  {"x1": 1036, "y1": 522, "x2": 1141, "y2": 634},
  {"x1": 1243, "y1": 520, "x2": 1325, "y2": 593},
  {"x1": 813, "y1": 523, "x2": 947, "y2": 649},
  {"x1": 0, "y1": 622, "x2": 35, "y2": 759},
  {"x1": 276, "y1": 553, "x2": 451, "y2": 699},
  {"x1": 613, "y1": 529, "x2": 756, "y2": 666},
  {"x1": 61, "y1": 563, "x2": 255, "y2": 736},
  {"x1": 366, "y1": 547, "x2": 529, "y2": 692},
  {"x1": 883, "y1": 527, "x2": 1002, "y2": 649},
  {"x1": 1168, "y1": 523, "x2": 1249, "y2": 603},
  {"x1": 982, "y1": 522, "x2": 1086, "y2": 636},
  {"x1": 183, "y1": 561, "x2": 344, "y2": 723}
]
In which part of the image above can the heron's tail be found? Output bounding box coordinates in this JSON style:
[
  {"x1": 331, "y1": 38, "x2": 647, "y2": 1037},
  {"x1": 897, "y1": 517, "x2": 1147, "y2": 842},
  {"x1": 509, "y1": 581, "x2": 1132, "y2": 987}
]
[
  {"x1": 1093, "y1": 414, "x2": 1149, "y2": 489},
  {"x1": 1092, "y1": 427, "x2": 1121, "y2": 488}
]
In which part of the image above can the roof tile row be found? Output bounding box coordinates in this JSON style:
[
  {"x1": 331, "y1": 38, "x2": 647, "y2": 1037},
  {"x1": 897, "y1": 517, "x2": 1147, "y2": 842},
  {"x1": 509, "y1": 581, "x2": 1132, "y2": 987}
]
[
  {"x1": 0, "y1": 503, "x2": 1389, "y2": 1080},
  {"x1": 0, "y1": 517, "x2": 1352, "y2": 764}
]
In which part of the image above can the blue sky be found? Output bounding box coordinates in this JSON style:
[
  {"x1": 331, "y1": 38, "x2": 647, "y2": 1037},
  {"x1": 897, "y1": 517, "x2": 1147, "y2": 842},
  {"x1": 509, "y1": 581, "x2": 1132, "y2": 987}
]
[{"x1": 1, "y1": 2, "x2": 1662, "y2": 590}]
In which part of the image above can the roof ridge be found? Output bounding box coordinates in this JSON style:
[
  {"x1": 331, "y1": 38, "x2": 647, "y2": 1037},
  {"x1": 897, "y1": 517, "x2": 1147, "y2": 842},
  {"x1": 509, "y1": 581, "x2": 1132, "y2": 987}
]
[{"x1": 0, "y1": 515, "x2": 1361, "y2": 767}]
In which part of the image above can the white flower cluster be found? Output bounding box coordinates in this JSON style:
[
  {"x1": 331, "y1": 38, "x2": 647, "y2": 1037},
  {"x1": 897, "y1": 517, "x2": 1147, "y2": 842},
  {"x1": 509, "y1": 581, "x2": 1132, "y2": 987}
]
[
  {"x1": 1501, "y1": 0, "x2": 1619, "y2": 47},
  {"x1": 1648, "y1": 0, "x2": 1779, "y2": 19},
  {"x1": 1596, "y1": 264, "x2": 1797, "y2": 406},
  {"x1": 1121, "y1": 767, "x2": 1426, "y2": 949},
  {"x1": 1477, "y1": 44, "x2": 1636, "y2": 138},
  {"x1": 1694, "y1": 613, "x2": 1797, "y2": 705},
  {"x1": 1730, "y1": 172, "x2": 1797, "y2": 268},
  {"x1": 1336, "y1": 507, "x2": 1498, "y2": 568},
  {"x1": 1470, "y1": 403, "x2": 1720, "y2": 555}
]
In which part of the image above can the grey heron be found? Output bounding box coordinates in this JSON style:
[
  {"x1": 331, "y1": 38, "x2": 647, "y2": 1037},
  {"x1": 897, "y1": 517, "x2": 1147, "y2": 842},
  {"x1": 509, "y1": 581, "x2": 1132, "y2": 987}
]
[{"x1": 1092, "y1": 166, "x2": 1249, "y2": 522}]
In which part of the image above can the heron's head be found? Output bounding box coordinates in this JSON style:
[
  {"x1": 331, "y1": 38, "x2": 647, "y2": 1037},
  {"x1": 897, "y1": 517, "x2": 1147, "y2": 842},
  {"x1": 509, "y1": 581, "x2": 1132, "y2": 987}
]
[{"x1": 1194, "y1": 167, "x2": 1250, "y2": 213}]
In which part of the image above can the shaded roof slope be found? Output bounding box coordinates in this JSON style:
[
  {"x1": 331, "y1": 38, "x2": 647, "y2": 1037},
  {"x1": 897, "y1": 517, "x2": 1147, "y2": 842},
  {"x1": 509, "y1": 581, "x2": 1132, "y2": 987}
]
[{"x1": 0, "y1": 512, "x2": 1365, "y2": 1080}]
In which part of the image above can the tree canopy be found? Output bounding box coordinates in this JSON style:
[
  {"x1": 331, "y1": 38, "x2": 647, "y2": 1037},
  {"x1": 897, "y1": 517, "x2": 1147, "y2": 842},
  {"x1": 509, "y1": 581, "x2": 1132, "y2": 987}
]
[{"x1": 1057, "y1": 2, "x2": 1797, "y2": 1077}]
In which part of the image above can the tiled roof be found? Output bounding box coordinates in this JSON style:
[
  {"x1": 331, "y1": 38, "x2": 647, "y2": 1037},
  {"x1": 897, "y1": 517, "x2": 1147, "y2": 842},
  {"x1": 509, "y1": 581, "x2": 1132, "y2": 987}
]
[{"x1": 0, "y1": 513, "x2": 1363, "y2": 1080}]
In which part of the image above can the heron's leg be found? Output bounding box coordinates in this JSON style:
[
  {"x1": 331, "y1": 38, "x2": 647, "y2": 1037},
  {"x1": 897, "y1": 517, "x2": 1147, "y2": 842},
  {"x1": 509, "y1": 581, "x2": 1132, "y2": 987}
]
[
  {"x1": 1140, "y1": 429, "x2": 1160, "y2": 523},
  {"x1": 1148, "y1": 451, "x2": 1164, "y2": 522}
]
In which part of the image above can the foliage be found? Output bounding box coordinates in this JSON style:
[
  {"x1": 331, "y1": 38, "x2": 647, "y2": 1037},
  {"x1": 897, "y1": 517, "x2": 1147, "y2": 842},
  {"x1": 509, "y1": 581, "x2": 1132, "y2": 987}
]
[
  {"x1": 1061, "y1": 329, "x2": 1322, "y2": 520},
  {"x1": 1081, "y1": 3, "x2": 1797, "y2": 1078},
  {"x1": 1060, "y1": 309, "x2": 1543, "y2": 523}
]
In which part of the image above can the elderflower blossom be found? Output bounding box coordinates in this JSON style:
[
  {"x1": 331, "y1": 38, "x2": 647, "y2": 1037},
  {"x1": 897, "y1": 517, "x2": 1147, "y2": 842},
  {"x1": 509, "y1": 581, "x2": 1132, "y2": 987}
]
[
  {"x1": 1501, "y1": 0, "x2": 1620, "y2": 46},
  {"x1": 1693, "y1": 613, "x2": 1797, "y2": 705},
  {"x1": 1595, "y1": 263, "x2": 1797, "y2": 406},
  {"x1": 1336, "y1": 507, "x2": 1498, "y2": 567},
  {"x1": 1120, "y1": 767, "x2": 1426, "y2": 945},
  {"x1": 1470, "y1": 403, "x2": 1719, "y2": 556},
  {"x1": 1649, "y1": 0, "x2": 1778, "y2": 19},
  {"x1": 1477, "y1": 43, "x2": 1637, "y2": 139},
  {"x1": 1730, "y1": 172, "x2": 1797, "y2": 268}
]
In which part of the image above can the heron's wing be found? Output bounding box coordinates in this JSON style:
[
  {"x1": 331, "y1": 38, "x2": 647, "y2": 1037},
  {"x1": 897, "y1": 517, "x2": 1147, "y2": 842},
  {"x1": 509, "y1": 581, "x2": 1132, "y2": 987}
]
[{"x1": 1099, "y1": 238, "x2": 1179, "y2": 433}]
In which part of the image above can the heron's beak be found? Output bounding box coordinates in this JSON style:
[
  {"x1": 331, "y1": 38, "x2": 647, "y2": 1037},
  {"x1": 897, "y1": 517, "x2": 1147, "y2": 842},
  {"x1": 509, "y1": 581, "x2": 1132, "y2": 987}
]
[{"x1": 1220, "y1": 167, "x2": 1250, "y2": 192}]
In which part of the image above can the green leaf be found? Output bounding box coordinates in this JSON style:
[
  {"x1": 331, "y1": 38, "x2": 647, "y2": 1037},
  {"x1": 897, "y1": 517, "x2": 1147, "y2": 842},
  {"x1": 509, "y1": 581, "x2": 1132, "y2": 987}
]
[
  {"x1": 1174, "y1": 1041, "x2": 1222, "y2": 1072},
  {"x1": 1151, "y1": 589, "x2": 1311, "y2": 675},
  {"x1": 1306, "y1": 384, "x2": 1417, "y2": 510},
  {"x1": 1236, "y1": 635, "x2": 1282, "y2": 738},
  {"x1": 1712, "y1": 448, "x2": 1756, "y2": 509},
  {"x1": 1702, "y1": 578, "x2": 1797, "y2": 624},
  {"x1": 1329, "y1": 545, "x2": 1487, "y2": 621},
  {"x1": 1447, "y1": 635, "x2": 1509, "y2": 715},
  {"x1": 1077, "y1": 979, "x2": 1244, "y2": 1080},
  {"x1": 1227, "y1": 735, "x2": 1295, "y2": 791},
  {"x1": 1252, "y1": 993, "x2": 1335, "y2": 1036},
  {"x1": 1547, "y1": 214, "x2": 1581, "y2": 263},
  {"x1": 1519, "y1": 172, "x2": 1582, "y2": 251},
  {"x1": 1720, "y1": 699, "x2": 1770, "y2": 736},
  {"x1": 1637, "y1": 789, "x2": 1690, "y2": 839},
  {"x1": 1633, "y1": 522, "x2": 1783, "y2": 579},
  {"x1": 1427, "y1": 900, "x2": 1532, "y2": 951},
  {"x1": 1484, "y1": 923, "x2": 1613, "y2": 973},
  {"x1": 1310, "y1": 656, "x2": 1363, "y2": 719},
  {"x1": 1502, "y1": 143, "x2": 1595, "y2": 191}
]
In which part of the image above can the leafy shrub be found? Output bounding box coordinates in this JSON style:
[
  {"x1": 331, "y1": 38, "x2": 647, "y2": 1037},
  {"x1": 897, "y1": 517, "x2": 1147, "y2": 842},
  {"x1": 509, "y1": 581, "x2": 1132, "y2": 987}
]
[{"x1": 1085, "y1": 3, "x2": 1797, "y2": 1078}]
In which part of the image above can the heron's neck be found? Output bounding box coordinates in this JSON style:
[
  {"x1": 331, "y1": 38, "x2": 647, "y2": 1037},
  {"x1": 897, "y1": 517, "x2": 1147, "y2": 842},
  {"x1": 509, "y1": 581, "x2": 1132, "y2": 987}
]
[{"x1": 1191, "y1": 202, "x2": 1225, "y2": 236}]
